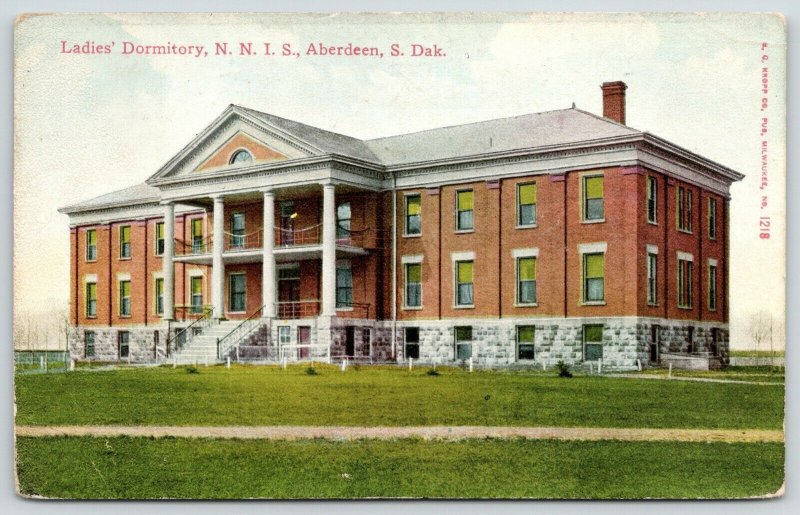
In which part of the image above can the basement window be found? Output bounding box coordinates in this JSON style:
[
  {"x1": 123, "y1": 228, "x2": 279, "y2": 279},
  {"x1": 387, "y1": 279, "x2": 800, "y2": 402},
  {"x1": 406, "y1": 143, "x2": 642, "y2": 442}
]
[
  {"x1": 583, "y1": 324, "x2": 604, "y2": 361},
  {"x1": 404, "y1": 327, "x2": 420, "y2": 360},
  {"x1": 454, "y1": 326, "x2": 472, "y2": 360}
]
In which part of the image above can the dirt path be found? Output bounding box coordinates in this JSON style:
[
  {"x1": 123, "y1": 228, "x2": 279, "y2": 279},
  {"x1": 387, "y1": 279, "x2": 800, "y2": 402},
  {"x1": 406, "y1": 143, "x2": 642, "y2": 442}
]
[
  {"x1": 605, "y1": 374, "x2": 784, "y2": 386},
  {"x1": 14, "y1": 425, "x2": 784, "y2": 443}
]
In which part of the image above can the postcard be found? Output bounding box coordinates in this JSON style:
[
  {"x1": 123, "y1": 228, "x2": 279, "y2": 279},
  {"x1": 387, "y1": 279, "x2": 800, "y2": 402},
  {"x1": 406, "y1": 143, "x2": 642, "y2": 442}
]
[{"x1": 13, "y1": 12, "x2": 786, "y2": 499}]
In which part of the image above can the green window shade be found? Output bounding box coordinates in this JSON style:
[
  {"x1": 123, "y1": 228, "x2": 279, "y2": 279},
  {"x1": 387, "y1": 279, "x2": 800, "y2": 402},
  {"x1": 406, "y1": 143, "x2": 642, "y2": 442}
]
[
  {"x1": 191, "y1": 277, "x2": 202, "y2": 295},
  {"x1": 457, "y1": 190, "x2": 473, "y2": 211},
  {"x1": 191, "y1": 219, "x2": 203, "y2": 237},
  {"x1": 86, "y1": 283, "x2": 96, "y2": 299},
  {"x1": 120, "y1": 281, "x2": 131, "y2": 297},
  {"x1": 585, "y1": 176, "x2": 604, "y2": 199},
  {"x1": 156, "y1": 223, "x2": 164, "y2": 239},
  {"x1": 87, "y1": 230, "x2": 97, "y2": 245},
  {"x1": 519, "y1": 257, "x2": 536, "y2": 280},
  {"x1": 518, "y1": 326, "x2": 535, "y2": 343},
  {"x1": 519, "y1": 184, "x2": 537, "y2": 204},
  {"x1": 155, "y1": 278, "x2": 163, "y2": 294},
  {"x1": 457, "y1": 261, "x2": 473, "y2": 283},
  {"x1": 120, "y1": 226, "x2": 131, "y2": 243},
  {"x1": 407, "y1": 263, "x2": 421, "y2": 283},
  {"x1": 584, "y1": 324, "x2": 604, "y2": 342},
  {"x1": 585, "y1": 254, "x2": 604, "y2": 278},
  {"x1": 407, "y1": 196, "x2": 421, "y2": 215}
]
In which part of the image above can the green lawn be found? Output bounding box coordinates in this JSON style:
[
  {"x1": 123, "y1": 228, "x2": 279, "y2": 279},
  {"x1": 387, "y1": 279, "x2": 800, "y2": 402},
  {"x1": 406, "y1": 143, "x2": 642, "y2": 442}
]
[
  {"x1": 729, "y1": 350, "x2": 785, "y2": 357},
  {"x1": 15, "y1": 436, "x2": 784, "y2": 499},
  {"x1": 637, "y1": 366, "x2": 785, "y2": 383},
  {"x1": 15, "y1": 364, "x2": 784, "y2": 429}
]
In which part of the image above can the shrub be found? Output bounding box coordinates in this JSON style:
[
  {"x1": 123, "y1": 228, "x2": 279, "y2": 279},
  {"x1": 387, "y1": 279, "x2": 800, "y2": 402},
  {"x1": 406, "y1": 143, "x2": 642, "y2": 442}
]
[
  {"x1": 305, "y1": 366, "x2": 318, "y2": 376},
  {"x1": 186, "y1": 365, "x2": 200, "y2": 374},
  {"x1": 426, "y1": 368, "x2": 440, "y2": 376},
  {"x1": 556, "y1": 360, "x2": 573, "y2": 378}
]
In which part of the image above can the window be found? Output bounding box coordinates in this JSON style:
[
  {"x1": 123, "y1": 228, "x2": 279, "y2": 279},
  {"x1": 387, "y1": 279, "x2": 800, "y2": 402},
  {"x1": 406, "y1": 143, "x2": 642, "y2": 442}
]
[
  {"x1": 118, "y1": 331, "x2": 130, "y2": 358},
  {"x1": 229, "y1": 149, "x2": 252, "y2": 164},
  {"x1": 405, "y1": 327, "x2": 420, "y2": 360},
  {"x1": 85, "y1": 282, "x2": 97, "y2": 318},
  {"x1": 516, "y1": 325, "x2": 535, "y2": 360},
  {"x1": 362, "y1": 329, "x2": 372, "y2": 357},
  {"x1": 517, "y1": 183, "x2": 537, "y2": 226},
  {"x1": 336, "y1": 203, "x2": 351, "y2": 240},
  {"x1": 677, "y1": 186, "x2": 693, "y2": 232},
  {"x1": 336, "y1": 261, "x2": 353, "y2": 308},
  {"x1": 155, "y1": 222, "x2": 165, "y2": 256},
  {"x1": 230, "y1": 213, "x2": 245, "y2": 249},
  {"x1": 583, "y1": 253, "x2": 605, "y2": 302},
  {"x1": 678, "y1": 256, "x2": 694, "y2": 308},
  {"x1": 119, "y1": 225, "x2": 131, "y2": 259},
  {"x1": 582, "y1": 175, "x2": 604, "y2": 221},
  {"x1": 456, "y1": 190, "x2": 474, "y2": 231},
  {"x1": 278, "y1": 326, "x2": 291, "y2": 345},
  {"x1": 708, "y1": 198, "x2": 717, "y2": 240},
  {"x1": 405, "y1": 194, "x2": 421, "y2": 235},
  {"x1": 84, "y1": 331, "x2": 95, "y2": 358},
  {"x1": 155, "y1": 278, "x2": 164, "y2": 315},
  {"x1": 191, "y1": 218, "x2": 204, "y2": 253},
  {"x1": 583, "y1": 324, "x2": 604, "y2": 361},
  {"x1": 516, "y1": 257, "x2": 537, "y2": 304},
  {"x1": 454, "y1": 326, "x2": 472, "y2": 360},
  {"x1": 119, "y1": 280, "x2": 131, "y2": 317},
  {"x1": 455, "y1": 260, "x2": 474, "y2": 306},
  {"x1": 85, "y1": 229, "x2": 97, "y2": 261},
  {"x1": 229, "y1": 273, "x2": 246, "y2": 312},
  {"x1": 647, "y1": 176, "x2": 657, "y2": 224},
  {"x1": 647, "y1": 252, "x2": 657, "y2": 305},
  {"x1": 708, "y1": 262, "x2": 718, "y2": 311},
  {"x1": 190, "y1": 276, "x2": 203, "y2": 314},
  {"x1": 404, "y1": 263, "x2": 422, "y2": 308}
]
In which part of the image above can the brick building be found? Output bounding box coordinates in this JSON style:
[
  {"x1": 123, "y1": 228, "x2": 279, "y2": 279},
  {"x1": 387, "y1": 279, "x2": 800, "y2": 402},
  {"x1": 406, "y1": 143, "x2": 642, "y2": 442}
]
[{"x1": 59, "y1": 82, "x2": 743, "y2": 369}]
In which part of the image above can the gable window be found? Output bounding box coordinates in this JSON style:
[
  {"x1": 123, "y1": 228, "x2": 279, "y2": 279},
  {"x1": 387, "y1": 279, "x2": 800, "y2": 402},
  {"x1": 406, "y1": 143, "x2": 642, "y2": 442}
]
[
  {"x1": 583, "y1": 324, "x2": 604, "y2": 361},
  {"x1": 405, "y1": 194, "x2": 421, "y2": 236},
  {"x1": 647, "y1": 176, "x2": 657, "y2": 224},
  {"x1": 517, "y1": 183, "x2": 537, "y2": 227},
  {"x1": 85, "y1": 229, "x2": 97, "y2": 261},
  {"x1": 229, "y1": 273, "x2": 246, "y2": 313},
  {"x1": 155, "y1": 222, "x2": 165, "y2": 256},
  {"x1": 582, "y1": 175, "x2": 604, "y2": 221},
  {"x1": 119, "y1": 280, "x2": 131, "y2": 317},
  {"x1": 456, "y1": 190, "x2": 474, "y2": 231},
  {"x1": 708, "y1": 198, "x2": 717, "y2": 240},
  {"x1": 583, "y1": 253, "x2": 605, "y2": 302},
  {"x1": 155, "y1": 278, "x2": 164, "y2": 315},
  {"x1": 119, "y1": 225, "x2": 131, "y2": 259},
  {"x1": 404, "y1": 327, "x2": 420, "y2": 360},
  {"x1": 708, "y1": 261, "x2": 718, "y2": 311},
  {"x1": 454, "y1": 326, "x2": 472, "y2": 360},
  {"x1": 404, "y1": 263, "x2": 422, "y2": 308},
  {"x1": 84, "y1": 331, "x2": 96, "y2": 358},
  {"x1": 455, "y1": 260, "x2": 474, "y2": 307},
  {"x1": 118, "y1": 331, "x2": 130, "y2": 359},
  {"x1": 677, "y1": 186, "x2": 693, "y2": 233},
  {"x1": 336, "y1": 202, "x2": 351, "y2": 241},
  {"x1": 647, "y1": 251, "x2": 658, "y2": 306},
  {"x1": 190, "y1": 276, "x2": 203, "y2": 314},
  {"x1": 230, "y1": 212, "x2": 245, "y2": 249},
  {"x1": 678, "y1": 254, "x2": 694, "y2": 309},
  {"x1": 516, "y1": 325, "x2": 535, "y2": 361},
  {"x1": 229, "y1": 149, "x2": 253, "y2": 164},
  {"x1": 516, "y1": 256, "x2": 537, "y2": 305},
  {"x1": 336, "y1": 260, "x2": 353, "y2": 308},
  {"x1": 191, "y1": 218, "x2": 204, "y2": 254},
  {"x1": 85, "y1": 282, "x2": 97, "y2": 318}
]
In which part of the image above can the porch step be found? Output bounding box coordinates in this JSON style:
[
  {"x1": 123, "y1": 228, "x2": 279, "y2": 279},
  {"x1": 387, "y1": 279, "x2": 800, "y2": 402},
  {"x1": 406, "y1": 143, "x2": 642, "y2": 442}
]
[{"x1": 169, "y1": 320, "x2": 244, "y2": 363}]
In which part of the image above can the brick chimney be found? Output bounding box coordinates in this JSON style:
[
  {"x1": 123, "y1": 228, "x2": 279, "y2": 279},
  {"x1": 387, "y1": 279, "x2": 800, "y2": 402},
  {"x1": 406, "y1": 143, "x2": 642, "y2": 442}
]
[{"x1": 601, "y1": 81, "x2": 627, "y2": 124}]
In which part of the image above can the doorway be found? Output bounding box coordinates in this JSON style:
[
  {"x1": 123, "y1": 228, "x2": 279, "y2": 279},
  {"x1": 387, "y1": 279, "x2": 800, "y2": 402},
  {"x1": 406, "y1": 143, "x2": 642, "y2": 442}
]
[
  {"x1": 297, "y1": 326, "x2": 311, "y2": 359},
  {"x1": 345, "y1": 326, "x2": 355, "y2": 356}
]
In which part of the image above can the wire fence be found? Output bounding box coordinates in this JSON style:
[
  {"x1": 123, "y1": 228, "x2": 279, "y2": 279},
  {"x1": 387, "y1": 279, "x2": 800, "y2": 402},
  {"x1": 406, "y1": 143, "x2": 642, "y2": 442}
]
[{"x1": 14, "y1": 351, "x2": 71, "y2": 375}]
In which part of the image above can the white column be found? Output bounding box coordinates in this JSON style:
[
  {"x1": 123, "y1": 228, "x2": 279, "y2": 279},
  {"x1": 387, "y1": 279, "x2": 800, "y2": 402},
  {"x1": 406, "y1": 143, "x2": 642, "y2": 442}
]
[
  {"x1": 162, "y1": 202, "x2": 175, "y2": 321},
  {"x1": 262, "y1": 189, "x2": 276, "y2": 318},
  {"x1": 321, "y1": 182, "x2": 337, "y2": 317},
  {"x1": 212, "y1": 195, "x2": 225, "y2": 319}
]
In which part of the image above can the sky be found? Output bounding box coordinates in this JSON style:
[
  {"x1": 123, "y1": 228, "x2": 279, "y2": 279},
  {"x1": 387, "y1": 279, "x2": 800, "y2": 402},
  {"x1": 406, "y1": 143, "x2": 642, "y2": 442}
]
[{"x1": 13, "y1": 12, "x2": 786, "y2": 348}]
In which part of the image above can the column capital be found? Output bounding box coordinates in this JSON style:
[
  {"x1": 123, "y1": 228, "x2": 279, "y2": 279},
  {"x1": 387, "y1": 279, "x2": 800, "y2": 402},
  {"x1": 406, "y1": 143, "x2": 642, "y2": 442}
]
[
  {"x1": 260, "y1": 187, "x2": 275, "y2": 196},
  {"x1": 159, "y1": 200, "x2": 175, "y2": 207},
  {"x1": 210, "y1": 194, "x2": 225, "y2": 202},
  {"x1": 321, "y1": 180, "x2": 336, "y2": 189}
]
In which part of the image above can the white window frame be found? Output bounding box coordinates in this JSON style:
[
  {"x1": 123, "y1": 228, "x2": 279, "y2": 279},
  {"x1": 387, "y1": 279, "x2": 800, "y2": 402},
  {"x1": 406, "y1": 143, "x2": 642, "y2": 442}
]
[
  {"x1": 580, "y1": 173, "x2": 605, "y2": 223},
  {"x1": 228, "y1": 271, "x2": 247, "y2": 314},
  {"x1": 516, "y1": 182, "x2": 537, "y2": 228},
  {"x1": 402, "y1": 255, "x2": 423, "y2": 310},
  {"x1": 451, "y1": 251, "x2": 476, "y2": 308},
  {"x1": 578, "y1": 242, "x2": 607, "y2": 305},
  {"x1": 403, "y1": 193, "x2": 422, "y2": 237},
  {"x1": 677, "y1": 252, "x2": 694, "y2": 309},
  {"x1": 707, "y1": 258, "x2": 718, "y2": 311},
  {"x1": 647, "y1": 175, "x2": 658, "y2": 224},
  {"x1": 455, "y1": 189, "x2": 475, "y2": 233},
  {"x1": 513, "y1": 248, "x2": 539, "y2": 307},
  {"x1": 646, "y1": 244, "x2": 658, "y2": 306}
]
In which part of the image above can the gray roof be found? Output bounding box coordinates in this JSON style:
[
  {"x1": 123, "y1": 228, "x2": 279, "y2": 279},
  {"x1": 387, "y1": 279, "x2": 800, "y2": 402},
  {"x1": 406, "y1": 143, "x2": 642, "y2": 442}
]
[
  {"x1": 60, "y1": 107, "x2": 646, "y2": 213},
  {"x1": 365, "y1": 108, "x2": 639, "y2": 166}
]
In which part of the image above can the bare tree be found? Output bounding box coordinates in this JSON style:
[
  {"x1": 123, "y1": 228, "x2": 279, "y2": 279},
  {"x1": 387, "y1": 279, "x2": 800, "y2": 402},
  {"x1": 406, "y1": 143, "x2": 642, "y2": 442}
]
[{"x1": 748, "y1": 310, "x2": 780, "y2": 370}]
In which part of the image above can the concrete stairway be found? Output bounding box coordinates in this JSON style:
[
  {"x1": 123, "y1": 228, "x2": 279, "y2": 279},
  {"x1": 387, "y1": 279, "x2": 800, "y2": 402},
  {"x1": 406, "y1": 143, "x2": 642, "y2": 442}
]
[{"x1": 170, "y1": 320, "x2": 242, "y2": 365}]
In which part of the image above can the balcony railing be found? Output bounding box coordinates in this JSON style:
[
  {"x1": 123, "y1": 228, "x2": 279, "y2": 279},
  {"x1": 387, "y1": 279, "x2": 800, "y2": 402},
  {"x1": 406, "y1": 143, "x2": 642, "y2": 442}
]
[
  {"x1": 276, "y1": 225, "x2": 321, "y2": 246},
  {"x1": 277, "y1": 300, "x2": 321, "y2": 319},
  {"x1": 175, "y1": 236, "x2": 213, "y2": 256},
  {"x1": 224, "y1": 230, "x2": 262, "y2": 252}
]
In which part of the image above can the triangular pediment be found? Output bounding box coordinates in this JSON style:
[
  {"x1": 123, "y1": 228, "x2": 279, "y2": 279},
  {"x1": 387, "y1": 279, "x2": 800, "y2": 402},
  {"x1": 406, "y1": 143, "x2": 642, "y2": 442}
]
[{"x1": 194, "y1": 131, "x2": 290, "y2": 172}]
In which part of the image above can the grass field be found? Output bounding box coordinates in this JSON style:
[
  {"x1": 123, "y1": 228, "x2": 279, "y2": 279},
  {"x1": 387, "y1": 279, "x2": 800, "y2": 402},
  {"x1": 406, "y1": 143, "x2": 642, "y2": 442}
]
[
  {"x1": 14, "y1": 364, "x2": 784, "y2": 429},
  {"x1": 637, "y1": 366, "x2": 785, "y2": 383},
  {"x1": 15, "y1": 436, "x2": 784, "y2": 499},
  {"x1": 729, "y1": 350, "x2": 785, "y2": 357}
]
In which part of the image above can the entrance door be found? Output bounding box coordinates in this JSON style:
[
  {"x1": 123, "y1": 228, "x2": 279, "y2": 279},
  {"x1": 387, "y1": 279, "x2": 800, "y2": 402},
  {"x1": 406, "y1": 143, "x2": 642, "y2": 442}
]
[
  {"x1": 298, "y1": 326, "x2": 311, "y2": 359},
  {"x1": 278, "y1": 270, "x2": 300, "y2": 318},
  {"x1": 280, "y1": 201, "x2": 294, "y2": 245},
  {"x1": 345, "y1": 326, "x2": 355, "y2": 356},
  {"x1": 650, "y1": 325, "x2": 660, "y2": 363}
]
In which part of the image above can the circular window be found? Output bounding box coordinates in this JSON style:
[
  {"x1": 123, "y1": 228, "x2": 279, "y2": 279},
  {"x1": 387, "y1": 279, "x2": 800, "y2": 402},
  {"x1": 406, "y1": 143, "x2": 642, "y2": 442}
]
[{"x1": 229, "y1": 149, "x2": 253, "y2": 164}]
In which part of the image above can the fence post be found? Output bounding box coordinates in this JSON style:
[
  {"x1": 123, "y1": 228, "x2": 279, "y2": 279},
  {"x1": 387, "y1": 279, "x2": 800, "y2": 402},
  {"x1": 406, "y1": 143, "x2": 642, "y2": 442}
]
[
  {"x1": 341, "y1": 358, "x2": 347, "y2": 372},
  {"x1": 236, "y1": 346, "x2": 240, "y2": 363},
  {"x1": 44, "y1": 354, "x2": 48, "y2": 373},
  {"x1": 469, "y1": 357, "x2": 473, "y2": 373},
  {"x1": 69, "y1": 359, "x2": 75, "y2": 372},
  {"x1": 408, "y1": 357, "x2": 413, "y2": 371},
  {"x1": 637, "y1": 359, "x2": 642, "y2": 372},
  {"x1": 282, "y1": 356, "x2": 287, "y2": 370},
  {"x1": 40, "y1": 356, "x2": 44, "y2": 371},
  {"x1": 226, "y1": 356, "x2": 231, "y2": 369},
  {"x1": 598, "y1": 358, "x2": 603, "y2": 375},
  {"x1": 173, "y1": 356, "x2": 177, "y2": 368},
  {"x1": 589, "y1": 362, "x2": 593, "y2": 375},
  {"x1": 668, "y1": 363, "x2": 673, "y2": 378}
]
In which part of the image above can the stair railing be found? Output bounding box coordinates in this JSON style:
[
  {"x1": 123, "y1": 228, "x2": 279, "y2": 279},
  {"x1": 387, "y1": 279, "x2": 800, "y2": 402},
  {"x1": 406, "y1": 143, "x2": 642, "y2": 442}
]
[
  {"x1": 217, "y1": 305, "x2": 265, "y2": 360},
  {"x1": 166, "y1": 307, "x2": 215, "y2": 356}
]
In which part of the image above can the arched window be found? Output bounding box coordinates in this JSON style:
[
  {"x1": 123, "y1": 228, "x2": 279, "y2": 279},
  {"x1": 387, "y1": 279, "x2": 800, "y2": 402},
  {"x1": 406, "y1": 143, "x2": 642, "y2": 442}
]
[{"x1": 229, "y1": 149, "x2": 253, "y2": 164}]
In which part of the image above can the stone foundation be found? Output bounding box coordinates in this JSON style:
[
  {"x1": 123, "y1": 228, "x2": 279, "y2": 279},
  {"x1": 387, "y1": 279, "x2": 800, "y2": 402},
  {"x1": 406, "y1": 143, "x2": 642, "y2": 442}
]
[{"x1": 68, "y1": 325, "x2": 169, "y2": 363}]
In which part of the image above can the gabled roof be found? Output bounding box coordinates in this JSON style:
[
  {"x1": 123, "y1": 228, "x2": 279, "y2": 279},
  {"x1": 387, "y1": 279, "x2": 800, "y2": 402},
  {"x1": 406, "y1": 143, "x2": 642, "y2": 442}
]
[
  {"x1": 364, "y1": 108, "x2": 640, "y2": 166},
  {"x1": 58, "y1": 182, "x2": 161, "y2": 214}
]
